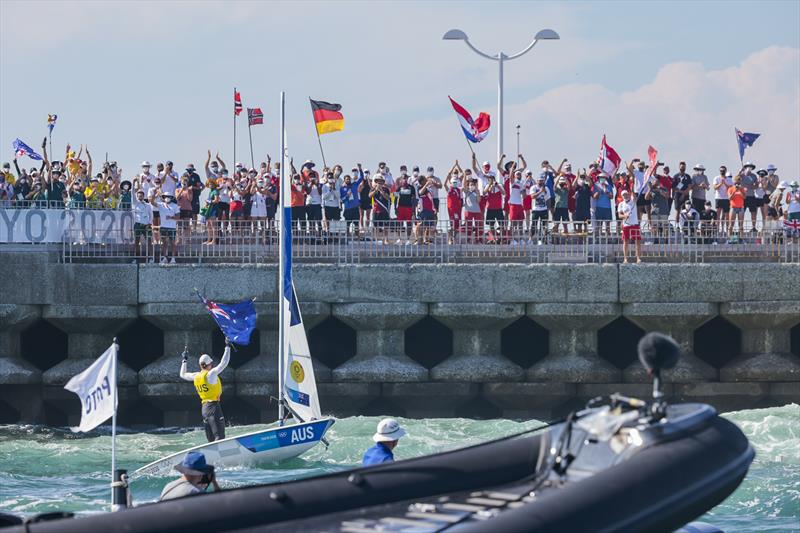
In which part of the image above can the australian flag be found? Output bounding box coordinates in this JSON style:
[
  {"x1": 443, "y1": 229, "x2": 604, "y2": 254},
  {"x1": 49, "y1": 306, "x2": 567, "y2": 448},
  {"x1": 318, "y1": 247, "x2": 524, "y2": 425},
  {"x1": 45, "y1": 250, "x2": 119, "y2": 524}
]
[
  {"x1": 200, "y1": 295, "x2": 257, "y2": 345},
  {"x1": 12, "y1": 138, "x2": 42, "y2": 161},
  {"x1": 735, "y1": 128, "x2": 760, "y2": 162}
]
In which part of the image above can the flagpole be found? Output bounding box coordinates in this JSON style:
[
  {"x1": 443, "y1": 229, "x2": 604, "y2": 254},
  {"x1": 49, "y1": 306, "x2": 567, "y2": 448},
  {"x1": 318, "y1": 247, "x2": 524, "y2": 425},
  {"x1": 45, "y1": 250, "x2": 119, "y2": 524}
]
[
  {"x1": 234, "y1": 88, "x2": 238, "y2": 169},
  {"x1": 309, "y1": 98, "x2": 328, "y2": 168},
  {"x1": 248, "y1": 120, "x2": 255, "y2": 169},
  {"x1": 278, "y1": 91, "x2": 286, "y2": 425},
  {"x1": 110, "y1": 337, "x2": 118, "y2": 510}
]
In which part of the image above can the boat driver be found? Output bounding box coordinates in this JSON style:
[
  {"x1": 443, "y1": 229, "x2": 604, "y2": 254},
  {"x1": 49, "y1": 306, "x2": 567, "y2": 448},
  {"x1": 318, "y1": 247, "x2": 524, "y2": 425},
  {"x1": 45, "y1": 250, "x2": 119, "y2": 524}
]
[
  {"x1": 362, "y1": 418, "x2": 406, "y2": 466},
  {"x1": 180, "y1": 337, "x2": 231, "y2": 442},
  {"x1": 159, "y1": 452, "x2": 221, "y2": 501}
]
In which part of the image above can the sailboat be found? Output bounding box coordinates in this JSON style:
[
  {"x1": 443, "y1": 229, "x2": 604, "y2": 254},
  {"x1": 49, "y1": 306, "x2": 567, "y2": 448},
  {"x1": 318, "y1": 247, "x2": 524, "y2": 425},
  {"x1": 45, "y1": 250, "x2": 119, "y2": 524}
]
[{"x1": 134, "y1": 93, "x2": 334, "y2": 478}]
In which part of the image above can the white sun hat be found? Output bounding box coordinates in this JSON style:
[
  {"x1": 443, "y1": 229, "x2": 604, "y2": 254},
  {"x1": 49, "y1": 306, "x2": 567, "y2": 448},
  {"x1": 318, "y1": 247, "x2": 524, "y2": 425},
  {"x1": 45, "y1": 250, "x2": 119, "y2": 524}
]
[
  {"x1": 198, "y1": 354, "x2": 213, "y2": 366},
  {"x1": 373, "y1": 418, "x2": 406, "y2": 443}
]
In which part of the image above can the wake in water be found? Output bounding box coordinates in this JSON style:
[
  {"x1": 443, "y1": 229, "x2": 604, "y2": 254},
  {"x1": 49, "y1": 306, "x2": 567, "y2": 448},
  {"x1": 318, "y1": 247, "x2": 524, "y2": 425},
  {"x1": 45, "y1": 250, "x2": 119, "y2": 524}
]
[{"x1": 0, "y1": 406, "x2": 798, "y2": 531}]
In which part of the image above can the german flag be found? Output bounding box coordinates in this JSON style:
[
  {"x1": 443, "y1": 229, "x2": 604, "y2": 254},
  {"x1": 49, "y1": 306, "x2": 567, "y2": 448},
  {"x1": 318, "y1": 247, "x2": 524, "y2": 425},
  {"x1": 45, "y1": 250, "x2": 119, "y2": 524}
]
[{"x1": 310, "y1": 99, "x2": 344, "y2": 135}]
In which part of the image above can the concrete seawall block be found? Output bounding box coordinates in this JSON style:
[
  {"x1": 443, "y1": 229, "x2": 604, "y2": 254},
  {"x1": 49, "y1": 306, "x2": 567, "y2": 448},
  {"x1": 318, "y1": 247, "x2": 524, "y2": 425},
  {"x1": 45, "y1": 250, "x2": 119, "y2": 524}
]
[
  {"x1": 138, "y1": 264, "x2": 277, "y2": 303},
  {"x1": 619, "y1": 264, "x2": 741, "y2": 303}
]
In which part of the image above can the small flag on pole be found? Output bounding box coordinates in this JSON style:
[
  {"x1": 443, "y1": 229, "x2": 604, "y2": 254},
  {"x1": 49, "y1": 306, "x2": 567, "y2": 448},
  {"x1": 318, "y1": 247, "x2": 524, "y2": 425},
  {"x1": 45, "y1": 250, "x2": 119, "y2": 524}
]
[
  {"x1": 234, "y1": 90, "x2": 243, "y2": 116},
  {"x1": 199, "y1": 294, "x2": 257, "y2": 345},
  {"x1": 598, "y1": 135, "x2": 621, "y2": 176},
  {"x1": 47, "y1": 114, "x2": 57, "y2": 133},
  {"x1": 735, "y1": 128, "x2": 760, "y2": 163},
  {"x1": 247, "y1": 107, "x2": 264, "y2": 126},
  {"x1": 64, "y1": 344, "x2": 118, "y2": 433},
  {"x1": 448, "y1": 96, "x2": 491, "y2": 143},
  {"x1": 309, "y1": 99, "x2": 344, "y2": 135},
  {"x1": 12, "y1": 138, "x2": 43, "y2": 161}
]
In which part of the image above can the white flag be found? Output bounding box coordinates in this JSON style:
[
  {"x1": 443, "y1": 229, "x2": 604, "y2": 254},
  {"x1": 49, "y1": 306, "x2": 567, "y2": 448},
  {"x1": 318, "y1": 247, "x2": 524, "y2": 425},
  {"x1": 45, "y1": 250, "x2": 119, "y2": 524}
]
[{"x1": 64, "y1": 344, "x2": 117, "y2": 433}]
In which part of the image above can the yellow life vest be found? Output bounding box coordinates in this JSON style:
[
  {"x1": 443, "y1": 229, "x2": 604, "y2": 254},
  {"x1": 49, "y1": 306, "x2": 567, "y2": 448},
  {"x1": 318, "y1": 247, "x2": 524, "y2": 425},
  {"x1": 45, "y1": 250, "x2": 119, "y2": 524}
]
[{"x1": 193, "y1": 370, "x2": 222, "y2": 403}]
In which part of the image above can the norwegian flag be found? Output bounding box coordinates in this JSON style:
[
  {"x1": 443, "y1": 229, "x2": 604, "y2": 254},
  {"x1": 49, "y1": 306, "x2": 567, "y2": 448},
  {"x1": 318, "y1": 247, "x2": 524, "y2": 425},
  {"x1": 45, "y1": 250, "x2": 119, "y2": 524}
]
[
  {"x1": 598, "y1": 135, "x2": 621, "y2": 175},
  {"x1": 247, "y1": 107, "x2": 263, "y2": 126},
  {"x1": 234, "y1": 90, "x2": 243, "y2": 116},
  {"x1": 448, "y1": 96, "x2": 490, "y2": 143}
]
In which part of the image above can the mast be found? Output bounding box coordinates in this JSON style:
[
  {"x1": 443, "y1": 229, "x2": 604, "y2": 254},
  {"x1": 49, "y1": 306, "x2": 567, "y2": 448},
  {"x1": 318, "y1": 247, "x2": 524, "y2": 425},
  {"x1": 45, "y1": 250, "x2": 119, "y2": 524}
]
[{"x1": 278, "y1": 91, "x2": 286, "y2": 425}]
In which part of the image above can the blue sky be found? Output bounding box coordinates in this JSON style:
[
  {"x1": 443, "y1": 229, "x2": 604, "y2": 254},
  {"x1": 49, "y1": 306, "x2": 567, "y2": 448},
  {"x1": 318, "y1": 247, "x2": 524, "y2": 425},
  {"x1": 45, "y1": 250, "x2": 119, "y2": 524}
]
[{"x1": 1, "y1": 0, "x2": 798, "y2": 178}]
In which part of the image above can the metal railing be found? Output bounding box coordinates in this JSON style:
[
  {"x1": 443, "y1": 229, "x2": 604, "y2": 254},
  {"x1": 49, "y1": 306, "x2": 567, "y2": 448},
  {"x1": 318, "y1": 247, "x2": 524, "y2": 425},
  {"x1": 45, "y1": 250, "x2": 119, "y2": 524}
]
[{"x1": 59, "y1": 219, "x2": 800, "y2": 264}]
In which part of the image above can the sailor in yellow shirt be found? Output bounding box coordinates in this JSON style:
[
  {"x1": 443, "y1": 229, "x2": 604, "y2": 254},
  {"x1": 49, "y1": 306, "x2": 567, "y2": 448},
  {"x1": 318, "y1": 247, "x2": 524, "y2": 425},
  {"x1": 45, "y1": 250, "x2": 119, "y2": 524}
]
[{"x1": 180, "y1": 337, "x2": 231, "y2": 442}]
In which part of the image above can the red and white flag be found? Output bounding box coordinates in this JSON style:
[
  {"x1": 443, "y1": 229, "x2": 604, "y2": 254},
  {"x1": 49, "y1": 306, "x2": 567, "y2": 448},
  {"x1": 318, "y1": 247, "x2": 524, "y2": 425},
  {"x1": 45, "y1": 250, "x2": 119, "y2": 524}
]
[
  {"x1": 247, "y1": 107, "x2": 263, "y2": 126},
  {"x1": 234, "y1": 90, "x2": 243, "y2": 116},
  {"x1": 644, "y1": 145, "x2": 658, "y2": 180},
  {"x1": 598, "y1": 135, "x2": 621, "y2": 175}
]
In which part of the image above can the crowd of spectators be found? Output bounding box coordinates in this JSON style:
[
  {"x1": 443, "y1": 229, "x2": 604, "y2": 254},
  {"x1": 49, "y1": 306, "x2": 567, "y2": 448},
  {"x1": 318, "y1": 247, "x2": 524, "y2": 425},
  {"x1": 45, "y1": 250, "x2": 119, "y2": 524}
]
[{"x1": 2, "y1": 137, "x2": 799, "y2": 263}]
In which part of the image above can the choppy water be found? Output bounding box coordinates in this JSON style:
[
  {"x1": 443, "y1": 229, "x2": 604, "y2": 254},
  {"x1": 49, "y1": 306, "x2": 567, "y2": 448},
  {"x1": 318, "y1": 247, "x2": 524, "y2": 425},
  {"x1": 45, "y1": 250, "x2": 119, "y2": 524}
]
[{"x1": 1, "y1": 405, "x2": 798, "y2": 531}]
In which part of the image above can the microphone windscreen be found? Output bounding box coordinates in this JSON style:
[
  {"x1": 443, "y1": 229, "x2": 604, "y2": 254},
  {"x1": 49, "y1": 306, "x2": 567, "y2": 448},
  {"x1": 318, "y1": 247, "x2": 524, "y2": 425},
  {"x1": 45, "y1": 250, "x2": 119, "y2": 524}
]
[{"x1": 638, "y1": 332, "x2": 680, "y2": 373}]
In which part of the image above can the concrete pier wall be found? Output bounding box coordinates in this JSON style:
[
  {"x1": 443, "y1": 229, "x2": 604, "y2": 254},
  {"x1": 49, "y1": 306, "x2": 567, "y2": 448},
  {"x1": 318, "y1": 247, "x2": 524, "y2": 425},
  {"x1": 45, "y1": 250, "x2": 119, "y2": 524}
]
[{"x1": 1, "y1": 252, "x2": 798, "y2": 425}]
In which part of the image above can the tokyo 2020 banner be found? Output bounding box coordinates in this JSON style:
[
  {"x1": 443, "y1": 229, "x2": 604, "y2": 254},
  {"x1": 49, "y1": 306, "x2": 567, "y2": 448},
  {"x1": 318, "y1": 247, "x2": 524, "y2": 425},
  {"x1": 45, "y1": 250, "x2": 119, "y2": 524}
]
[{"x1": 0, "y1": 209, "x2": 134, "y2": 243}]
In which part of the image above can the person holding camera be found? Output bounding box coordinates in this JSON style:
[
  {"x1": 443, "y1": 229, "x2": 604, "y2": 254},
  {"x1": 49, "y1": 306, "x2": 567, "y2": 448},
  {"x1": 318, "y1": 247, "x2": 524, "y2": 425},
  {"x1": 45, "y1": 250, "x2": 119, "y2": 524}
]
[
  {"x1": 159, "y1": 452, "x2": 221, "y2": 501},
  {"x1": 180, "y1": 338, "x2": 232, "y2": 442}
]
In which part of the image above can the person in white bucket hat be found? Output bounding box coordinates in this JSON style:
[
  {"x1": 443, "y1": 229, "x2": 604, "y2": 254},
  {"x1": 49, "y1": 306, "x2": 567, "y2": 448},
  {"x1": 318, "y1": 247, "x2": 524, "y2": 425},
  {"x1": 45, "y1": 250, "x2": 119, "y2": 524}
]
[{"x1": 362, "y1": 418, "x2": 407, "y2": 465}]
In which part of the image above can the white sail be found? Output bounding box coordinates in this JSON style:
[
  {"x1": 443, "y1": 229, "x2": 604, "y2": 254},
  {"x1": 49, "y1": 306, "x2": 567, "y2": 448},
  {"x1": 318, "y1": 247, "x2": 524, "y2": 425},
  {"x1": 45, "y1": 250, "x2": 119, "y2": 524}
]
[
  {"x1": 282, "y1": 282, "x2": 322, "y2": 421},
  {"x1": 278, "y1": 94, "x2": 321, "y2": 422}
]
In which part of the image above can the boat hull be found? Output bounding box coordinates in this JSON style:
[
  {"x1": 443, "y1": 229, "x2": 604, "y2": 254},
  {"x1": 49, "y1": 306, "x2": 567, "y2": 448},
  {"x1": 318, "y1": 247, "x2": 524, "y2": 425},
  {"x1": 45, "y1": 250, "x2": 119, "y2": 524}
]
[
  {"x1": 9, "y1": 406, "x2": 753, "y2": 533},
  {"x1": 133, "y1": 417, "x2": 335, "y2": 478}
]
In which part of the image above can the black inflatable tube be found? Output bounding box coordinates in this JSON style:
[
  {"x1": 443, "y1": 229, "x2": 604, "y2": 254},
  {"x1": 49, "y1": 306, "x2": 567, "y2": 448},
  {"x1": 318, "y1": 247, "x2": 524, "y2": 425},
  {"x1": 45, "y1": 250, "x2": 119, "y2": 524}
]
[
  {"x1": 454, "y1": 415, "x2": 754, "y2": 533},
  {"x1": 11, "y1": 432, "x2": 543, "y2": 533}
]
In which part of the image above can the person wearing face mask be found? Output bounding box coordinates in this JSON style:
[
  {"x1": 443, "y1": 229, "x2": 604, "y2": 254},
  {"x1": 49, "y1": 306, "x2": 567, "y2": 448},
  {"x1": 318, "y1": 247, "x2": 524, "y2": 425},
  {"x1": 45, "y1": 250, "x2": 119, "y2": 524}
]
[
  {"x1": 176, "y1": 175, "x2": 195, "y2": 243},
  {"x1": 290, "y1": 173, "x2": 308, "y2": 226},
  {"x1": 506, "y1": 169, "x2": 526, "y2": 244},
  {"x1": 341, "y1": 164, "x2": 364, "y2": 235},
  {"x1": 573, "y1": 170, "x2": 592, "y2": 233},
  {"x1": 322, "y1": 172, "x2": 342, "y2": 233},
  {"x1": 444, "y1": 161, "x2": 464, "y2": 244},
  {"x1": 424, "y1": 167, "x2": 441, "y2": 215},
  {"x1": 672, "y1": 162, "x2": 692, "y2": 225},
  {"x1": 462, "y1": 177, "x2": 482, "y2": 242},
  {"x1": 358, "y1": 169, "x2": 373, "y2": 231},
  {"x1": 154, "y1": 193, "x2": 180, "y2": 263},
  {"x1": 40, "y1": 138, "x2": 66, "y2": 208},
  {"x1": 528, "y1": 175, "x2": 550, "y2": 242},
  {"x1": 483, "y1": 172, "x2": 505, "y2": 243},
  {"x1": 736, "y1": 162, "x2": 758, "y2": 230},
  {"x1": 201, "y1": 180, "x2": 220, "y2": 246},
  {"x1": 394, "y1": 174, "x2": 417, "y2": 244},
  {"x1": 133, "y1": 189, "x2": 154, "y2": 261}
]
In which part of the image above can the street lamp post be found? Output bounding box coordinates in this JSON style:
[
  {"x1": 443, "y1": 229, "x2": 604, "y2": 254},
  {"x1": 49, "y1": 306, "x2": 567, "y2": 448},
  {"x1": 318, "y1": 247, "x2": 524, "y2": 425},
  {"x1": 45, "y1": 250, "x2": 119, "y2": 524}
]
[{"x1": 443, "y1": 28, "x2": 559, "y2": 163}]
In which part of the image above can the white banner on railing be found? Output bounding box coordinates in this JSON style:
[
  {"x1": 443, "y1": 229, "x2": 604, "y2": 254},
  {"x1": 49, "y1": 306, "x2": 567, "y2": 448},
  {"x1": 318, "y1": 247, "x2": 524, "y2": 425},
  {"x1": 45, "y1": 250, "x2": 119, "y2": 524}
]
[{"x1": 0, "y1": 209, "x2": 134, "y2": 243}]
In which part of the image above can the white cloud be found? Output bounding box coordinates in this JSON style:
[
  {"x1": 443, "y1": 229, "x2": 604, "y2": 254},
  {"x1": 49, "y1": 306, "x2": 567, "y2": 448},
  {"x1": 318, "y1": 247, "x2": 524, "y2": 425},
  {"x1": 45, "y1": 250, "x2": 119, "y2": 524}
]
[{"x1": 337, "y1": 46, "x2": 800, "y2": 179}]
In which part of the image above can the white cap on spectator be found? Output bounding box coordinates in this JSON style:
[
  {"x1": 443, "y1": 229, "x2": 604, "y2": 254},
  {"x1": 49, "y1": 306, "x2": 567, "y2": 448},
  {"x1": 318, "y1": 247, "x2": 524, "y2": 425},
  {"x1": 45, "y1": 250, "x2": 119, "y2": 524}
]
[
  {"x1": 482, "y1": 161, "x2": 491, "y2": 167},
  {"x1": 141, "y1": 161, "x2": 151, "y2": 167},
  {"x1": 693, "y1": 164, "x2": 705, "y2": 171},
  {"x1": 767, "y1": 164, "x2": 777, "y2": 171}
]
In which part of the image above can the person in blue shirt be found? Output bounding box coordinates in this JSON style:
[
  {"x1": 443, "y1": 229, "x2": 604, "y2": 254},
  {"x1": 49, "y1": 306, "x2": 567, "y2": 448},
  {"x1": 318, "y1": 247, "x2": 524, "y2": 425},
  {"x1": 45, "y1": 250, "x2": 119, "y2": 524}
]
[
  {"x1": 340, "y1": 164, "x2": 363, "y2": 234},
  {"x1": 362, "y1": 418, "x2": 407, "y2": 466}
]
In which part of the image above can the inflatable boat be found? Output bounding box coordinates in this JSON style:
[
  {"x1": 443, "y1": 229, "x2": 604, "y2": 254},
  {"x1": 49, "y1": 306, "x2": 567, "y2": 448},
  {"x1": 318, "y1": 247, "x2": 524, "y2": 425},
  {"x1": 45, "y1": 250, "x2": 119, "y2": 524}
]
[{"x1": 2, "y1": 334, "x2": 754, "y2": 532}]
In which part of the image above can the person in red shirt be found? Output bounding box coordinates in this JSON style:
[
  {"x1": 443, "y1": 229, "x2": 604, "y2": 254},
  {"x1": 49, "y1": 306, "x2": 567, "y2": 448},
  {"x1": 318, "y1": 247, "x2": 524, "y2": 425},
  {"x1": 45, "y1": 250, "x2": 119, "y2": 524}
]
[
  {"x1": 559, "y1": 162, "x2": 577, "y2": 224},
  {"x1": 414, "y1": 176, "x2": 437, "y2": 244},
  {"x1": 483, "y1": 174, "x2": 505, "y2": 243},
  {"x1": 444, "y1": 161, "x2": 464, "y2": 244}
]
